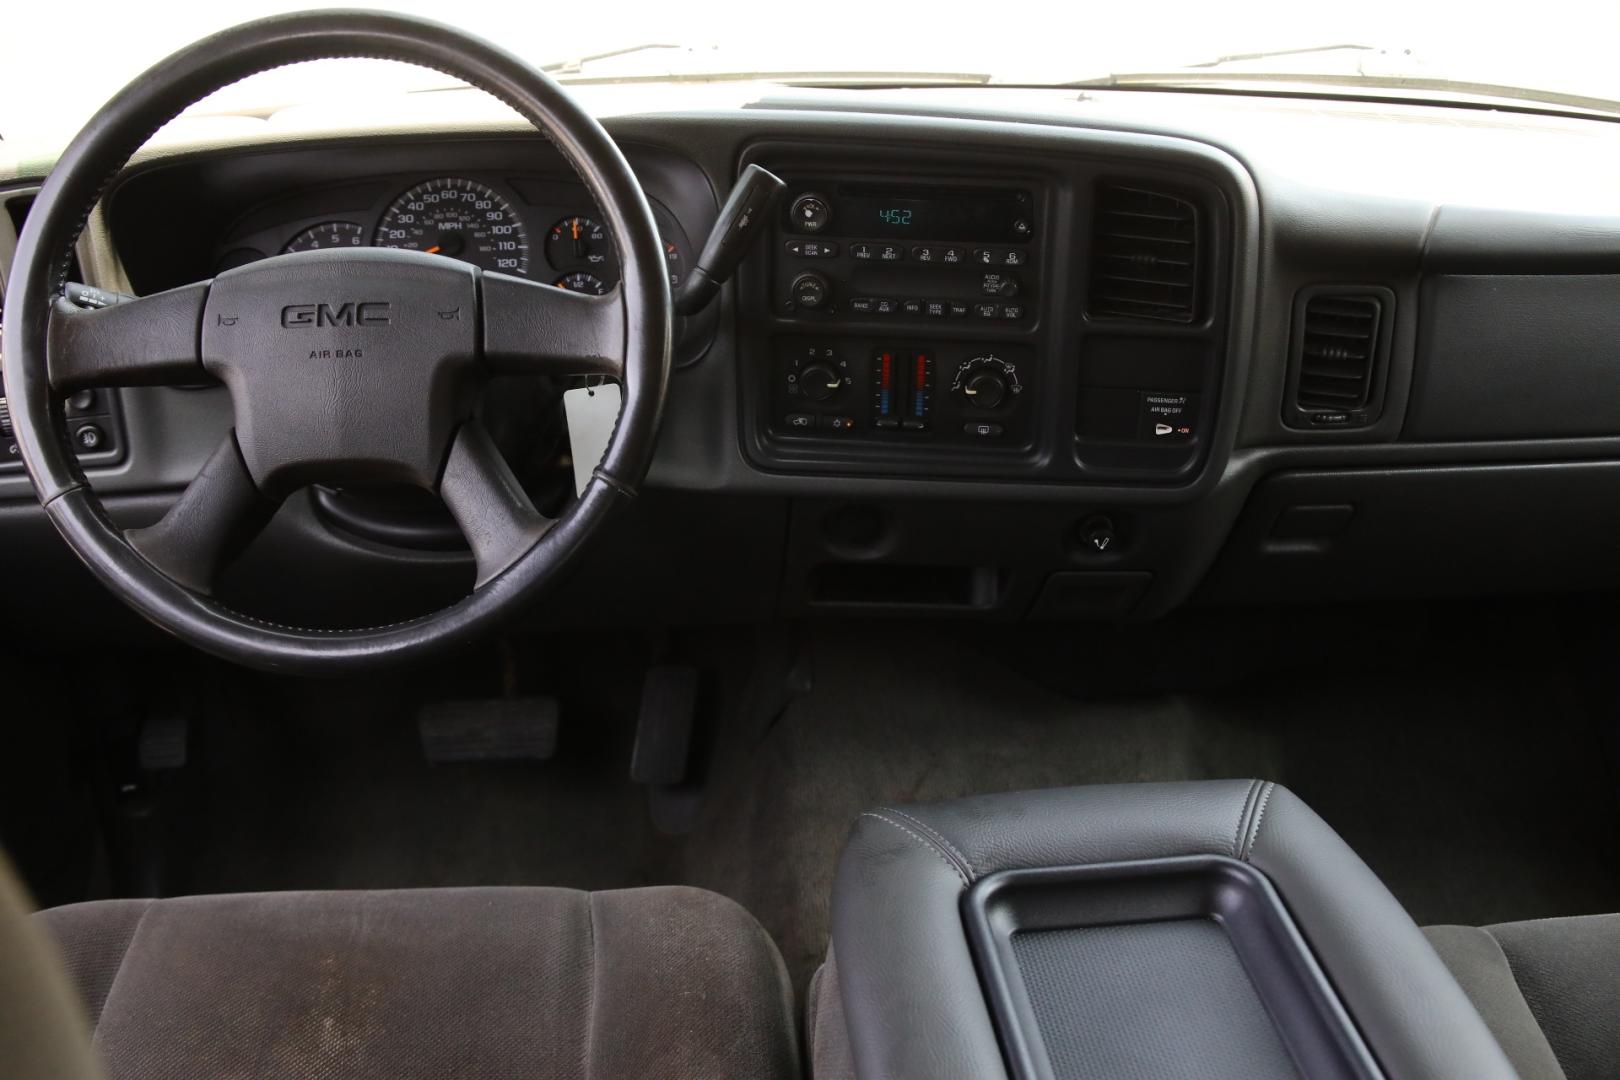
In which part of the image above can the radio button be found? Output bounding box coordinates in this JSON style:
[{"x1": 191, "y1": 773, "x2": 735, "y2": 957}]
[
  {"x1": 877, "y1": 244, "x2": 905, "y2": 262},
  {"x1": 1002, "y1": 304, "x2": 1026, "y2": 320},
  {"x1": 849, "y1": 297, "x2": 876, "y2": 314},
  {"x1": 791, "y1": 193, "x2": 832, "y2": 233},
  {"x1": 972, "y1": 248, "x2": 997, "y2": 266},
  {"x1": 911, "y1": 246, "x2": 936, "y2": 263},
  {"x1": 901, "y1": 299, "x2": 923, "y2": 316},
  {"x1": 1002, "y1": 249, "x2": 1027, "y2": 267},
  {"x1": 940, "y1": 247, "x2": 964, "y2": 264},
  {"x1": 803, "y1": 241, "x2": 838, "y2": 258},
  {"x1": 949, "y1": 301, "x2": 970, "y2": 317},
  {"x1": 925, "y1": 300, "x2": 948, "y2": 317},
  {"x1": 974, "y1": 302, "x2": 1001, "y2": 319},
  {"x1": 851, "y1": 243, "x2": 875, "y2": 260},
  {"x1": 981, "y1": 272, "x2": 1021, "y2": 297},
  {"x1": 874, "y1": 298, "x2": 900, "y2": 315}
]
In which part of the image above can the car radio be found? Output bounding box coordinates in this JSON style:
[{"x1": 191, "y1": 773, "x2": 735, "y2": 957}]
[
  {"x1": 771, "y1": 181, "x2": 1038, "y2": 326},
  {"x1": 760, "y1": 176, "x2": 1044, "y2": 449}
]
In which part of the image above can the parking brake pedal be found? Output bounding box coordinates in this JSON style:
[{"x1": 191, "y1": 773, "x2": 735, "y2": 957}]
[{"x1": 418, "y1": 698, "x2": 558, "y2": 763}]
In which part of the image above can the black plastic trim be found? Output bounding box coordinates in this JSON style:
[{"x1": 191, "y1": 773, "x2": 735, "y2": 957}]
[{"x1": 964, "y1": 856, "x2": 1384, "y2": 1080}]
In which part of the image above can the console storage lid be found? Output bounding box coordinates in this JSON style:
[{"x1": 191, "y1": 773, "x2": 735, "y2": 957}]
[{"x1": 825, "y1": 781, "x2": 1516, "y2": 1080}]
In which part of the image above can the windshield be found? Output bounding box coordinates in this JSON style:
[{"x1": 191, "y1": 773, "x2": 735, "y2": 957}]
[{"x1": 3, "y1": 0, "x2": 1618, "y2": 142}]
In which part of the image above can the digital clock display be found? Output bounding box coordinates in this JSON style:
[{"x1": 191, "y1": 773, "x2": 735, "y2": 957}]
[{"x1": 828, "y1": 184, "x2": 1031, "y2": 241}]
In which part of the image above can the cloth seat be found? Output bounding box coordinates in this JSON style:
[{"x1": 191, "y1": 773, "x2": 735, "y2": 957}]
[
  {"x1": 1425, "y1": 914, "x2": 1620, "y2": 1080},
  {"x1": 36, "y1": 885, "x2": 797, "y2": 1080}
]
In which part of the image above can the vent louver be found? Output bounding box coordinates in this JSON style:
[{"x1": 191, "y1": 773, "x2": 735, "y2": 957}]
[
  {"x1": 1088, "y1": 183, "x2": 1199, "y2": 323},
  {"x1": 1294, "y1": 294, "x2": 1383, "y2": 410}
]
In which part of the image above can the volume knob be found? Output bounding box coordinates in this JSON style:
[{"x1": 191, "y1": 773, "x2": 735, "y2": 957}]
[{"x1": 790, "y1": 193, "x2": 832, "y2": 233}]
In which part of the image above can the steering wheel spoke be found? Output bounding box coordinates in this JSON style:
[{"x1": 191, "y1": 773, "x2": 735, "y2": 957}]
[
  {"x1": 439, "y1": 420, "x2": 554, "y2": 588},
  {"x1": 125, "y1": 433, "x2": 279, "y2": 595},
  {"x1": 481, "y1": 271, "x2": 624, "y2": 379},
  {"x1": 47, "y1": 281, "x2": 211, "y2": 391}
]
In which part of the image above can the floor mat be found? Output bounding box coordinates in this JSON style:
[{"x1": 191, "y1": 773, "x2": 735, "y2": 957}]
[
  {"x1": 161, "y1": 639, "x2": 675, "y2": 898},
  {"x1": 683, "y1": 605, "x2": 1620, "y2": 992},
  {"x1": 24, "y1": 601, "x2": 1619, "y2": 1004}
]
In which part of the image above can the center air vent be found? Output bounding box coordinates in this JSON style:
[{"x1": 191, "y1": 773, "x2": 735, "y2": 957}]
[
  {"x1": 1287, "y1": 286, "x2": 1395, "y2": 428},
  {"x1": 1087, "y1": 183, "x2": 1199, "y2": 323}
]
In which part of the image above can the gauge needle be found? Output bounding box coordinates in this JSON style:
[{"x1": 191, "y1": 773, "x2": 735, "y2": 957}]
[{"x1": 424, "y1": 245, "x2": 441, "y2": 254}]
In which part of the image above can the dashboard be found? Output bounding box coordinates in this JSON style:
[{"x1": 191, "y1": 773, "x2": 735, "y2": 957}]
[
  {"x1": 5, "y1": 86, "x2": 1620, "y2": 641},
  {"x1": 210, "y1": 172, "x2": 690, "y2": 295}
]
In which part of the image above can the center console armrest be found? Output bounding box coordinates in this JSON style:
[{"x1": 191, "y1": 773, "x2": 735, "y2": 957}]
[{"x1": 825, "y1": 780, "x2": 1516, "y2": 1080}]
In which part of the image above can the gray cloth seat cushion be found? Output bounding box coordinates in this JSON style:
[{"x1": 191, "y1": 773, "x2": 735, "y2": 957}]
[
  {"x1": 1425, "y1": 914, "x2": 1620, "y2": 1080},
  {"x1": 36, "y1": 885, "x2": 797, "y2": 1080}
]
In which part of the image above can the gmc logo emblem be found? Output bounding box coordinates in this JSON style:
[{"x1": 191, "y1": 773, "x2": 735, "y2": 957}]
[{"x1": 280, "y1": 302, "x2": 392, "y2": 328}]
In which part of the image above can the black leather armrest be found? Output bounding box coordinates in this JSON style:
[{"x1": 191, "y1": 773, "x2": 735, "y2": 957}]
[{"x1": 829, "y1": 780, "x2": 1517, "y2": 1080}]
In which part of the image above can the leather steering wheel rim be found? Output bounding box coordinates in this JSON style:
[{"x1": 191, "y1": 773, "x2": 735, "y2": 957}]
[{"x1": 0, "y1": 11, "x2": 671, "y2": 673}]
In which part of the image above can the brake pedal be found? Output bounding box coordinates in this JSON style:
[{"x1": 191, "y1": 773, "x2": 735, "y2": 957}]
[
  {"x1": 417, "y1": 698, "x2": 558, "y2": 763},
  {"x1": 632, "y1": 666, "x2": 700, "y2": 785}
]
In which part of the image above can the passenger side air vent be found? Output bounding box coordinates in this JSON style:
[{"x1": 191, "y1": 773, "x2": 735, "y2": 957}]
[
  {"x1": 1087, "y1": 183, "x2": 1199, "y2": 323},
  {"x1": 1286, "y1": 286, "x2": 1395, "y2": 429}
]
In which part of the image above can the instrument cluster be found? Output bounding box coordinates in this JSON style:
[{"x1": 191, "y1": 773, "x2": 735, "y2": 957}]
[{"x1": 214, "y1": 174, "x2": 687, "y2": 296}]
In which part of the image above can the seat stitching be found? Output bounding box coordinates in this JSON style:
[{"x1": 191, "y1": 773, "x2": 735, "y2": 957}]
[
  {"x1": 89, "y1": 899, "x2": 157, "y2": 1042},
  {"x1": 861, "y1": 812, "x2": 970, "y2": 889},
  {"x1": 880, "y1": 806, "x2": 978, "y2": 881},
  {"x1": 1231, "y1": 779, "x2": 1262, "y2": 859},
  {"x1": 582, "y1": 893, "x2": 599, "y2": 1080},
  {"x1": 1243, "y1": 782, "x2": 1277, "y2": 861}
]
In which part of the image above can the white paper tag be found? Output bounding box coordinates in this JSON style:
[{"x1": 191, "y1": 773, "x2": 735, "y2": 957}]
[{"x1": 562, "y1": 383, "x2": 623, "y2": 496}]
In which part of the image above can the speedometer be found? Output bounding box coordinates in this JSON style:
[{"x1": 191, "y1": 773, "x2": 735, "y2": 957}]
[{"x1": 373, "y1": 178, "x2": 530, "y2": 275}]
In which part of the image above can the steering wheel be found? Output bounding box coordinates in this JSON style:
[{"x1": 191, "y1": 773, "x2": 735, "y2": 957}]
[{"x1": 0, "y1": 11, "x2": 671, "y2": 673}]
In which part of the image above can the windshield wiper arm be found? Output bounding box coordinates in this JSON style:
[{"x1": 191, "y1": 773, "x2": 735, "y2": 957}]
[
  {"x1": 540, "y1": 42, "x2": 681, "y2": 77},
  {"x1": 1186, "y1": 43, "x2": 1376, "y2": 69}
]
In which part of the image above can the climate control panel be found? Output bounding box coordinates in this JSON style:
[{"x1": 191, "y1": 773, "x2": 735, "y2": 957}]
[{"x1": 774, "y1": 338, "x2": 1034, "y2": 447}]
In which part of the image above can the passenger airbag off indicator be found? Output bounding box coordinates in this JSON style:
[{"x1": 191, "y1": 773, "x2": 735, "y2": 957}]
[{"x1": 1140, "y1": 391, "x2": 1198, "y2": 442}]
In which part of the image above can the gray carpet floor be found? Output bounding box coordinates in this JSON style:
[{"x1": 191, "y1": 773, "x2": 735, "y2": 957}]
[
  {"x1": 43, "y1": 603, "x2": 1619, "y2": 1000},
  {"x1": 683, "y1": 612, "x2": 1620, "y2": 992}
]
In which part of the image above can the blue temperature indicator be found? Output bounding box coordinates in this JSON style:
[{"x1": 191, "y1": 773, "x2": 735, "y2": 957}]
[{"x1": 878, "y1": 208, "x2": 914, "y2": 225}]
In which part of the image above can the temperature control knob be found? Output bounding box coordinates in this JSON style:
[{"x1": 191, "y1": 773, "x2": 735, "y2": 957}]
[
  {"x1": 790, "y1": 272, "x2": 831, "y2": 310},
  {"x1": 963, "y1": 371, "x2": 1008, "y2": 409},
  {"x1": 951, "y1": 354, "x2": 1022, "y2": 410},
  {"x1": 798, "y1": 362, "x2": 844, "y2": 402}
]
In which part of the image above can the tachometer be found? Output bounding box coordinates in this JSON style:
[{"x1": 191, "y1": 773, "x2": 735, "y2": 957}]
[
  {"x1": 374, "y1": 178, "x2": 529, "y2": 275},
  {"x1": 282, "y1": 221, "x2": 365, "y2": 253}
]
